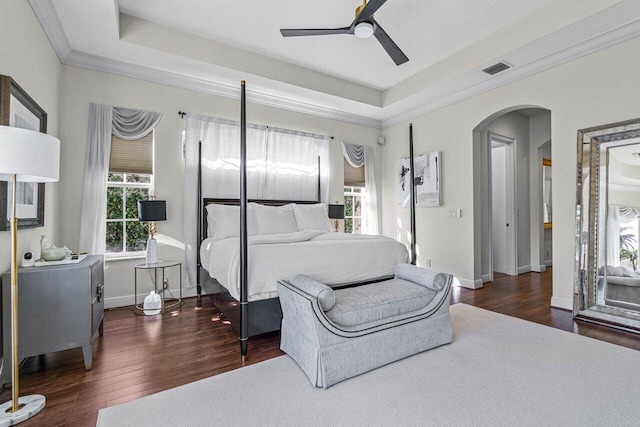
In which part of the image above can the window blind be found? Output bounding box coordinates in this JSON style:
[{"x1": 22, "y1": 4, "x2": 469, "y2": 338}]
[
  {"x1": 344, "y1": 158, "x2": 364, "y2": 187},
  {"x1": 109, "y1": 132, "x2": 153, "y2": 174}
]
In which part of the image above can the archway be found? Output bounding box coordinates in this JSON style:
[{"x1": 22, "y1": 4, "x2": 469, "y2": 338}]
[{"x1": 472, "y1": 105, "x2": 552, "y2": 284}]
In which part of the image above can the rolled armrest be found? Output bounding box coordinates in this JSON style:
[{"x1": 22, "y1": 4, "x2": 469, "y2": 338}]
[
  {"x1": 289, "y1": 275, "x2": 336, "y2": 311},
  {"x1": 394, "y1": 263, "x2": 448, "y2": 291}
]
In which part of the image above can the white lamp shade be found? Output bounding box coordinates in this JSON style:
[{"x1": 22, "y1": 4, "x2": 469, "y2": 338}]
[{"x1": 0, "y1": 125, "x2": 60, "y2": 182}]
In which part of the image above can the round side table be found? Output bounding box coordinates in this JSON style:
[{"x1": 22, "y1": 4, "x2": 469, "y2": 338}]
[{"x1": 134, "y1": 261, "x2": 183, "y2": 314}]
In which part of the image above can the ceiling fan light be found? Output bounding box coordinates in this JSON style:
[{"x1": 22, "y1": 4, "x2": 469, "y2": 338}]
[{"x1": 354, "y1": 22, "x2": 374, "y2": 39}]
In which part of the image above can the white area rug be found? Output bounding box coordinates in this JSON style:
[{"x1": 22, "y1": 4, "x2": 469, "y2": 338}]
[{"x1": 97, "y1": 304, "x2": 640, "y2": 426}]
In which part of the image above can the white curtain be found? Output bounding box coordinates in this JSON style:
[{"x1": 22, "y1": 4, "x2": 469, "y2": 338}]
[
  {"x1": 183, "y1": 114, "x2": 330, "y2": 287},
  {"x1": 607, "y1": 205, "x2": 621, "y2": 267},
  {"x1": 79, "y1": 103, "x2": 113, "y2": 254},
  {"x1": 341, "y1": 142, "x2": 379, "y2": 235},
  {"x1": 78, "y1": 103, "x2": 162, "y2": 254},
  {"x1": 266, "y1": 126, "x2": 330, "y2": 203}
]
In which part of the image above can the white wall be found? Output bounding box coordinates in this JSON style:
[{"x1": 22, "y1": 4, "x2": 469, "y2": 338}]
[
  {"x1": 529, "y1": 113, "x2": 552, "y2": 270},
  {"x1": 0, "y1": 1, "x2": 61, "y2": 274},
  {"x1": 380, "y1": 36, "x2": 640, "y2": 308},
  {"x1": 58, "y1": 66, "x2": 381, "y2": 307}
]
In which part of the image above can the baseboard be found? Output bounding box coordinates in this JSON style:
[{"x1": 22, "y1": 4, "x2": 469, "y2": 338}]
[
  {"x1": 105, "y1": 286, "x2": 198, "y2": 309},
  {"x1": 551, "y1": 296, "x2": 573, "y2": 311},
  {"x1": 518, "y1": 265, "x2": 532, "y2": 275},
  {"x1": 544, "y1": 260, "x2": 553, "y2": 267},
  {"x1": 481, "y1": 274, "x2": 491, "y2": 283},
  {"x1": 531, "y1": 264, "x2": 547, "y2": 273},
  {"x1": 454, "y1": 276, "x2": 483, "y2": 290}
]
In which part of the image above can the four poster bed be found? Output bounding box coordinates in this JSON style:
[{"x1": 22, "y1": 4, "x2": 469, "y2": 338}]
[{"x1": 195, "y1": 82, "x2": 417, "y2": 360}]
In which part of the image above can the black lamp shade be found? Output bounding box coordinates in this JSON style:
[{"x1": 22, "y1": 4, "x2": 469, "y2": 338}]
[
  {"x1": 328, "y1": 204, "x2": 344, "y2": 220},
  {"x1": 138, "y1": 200, "x2": 167, "y2": 222}
]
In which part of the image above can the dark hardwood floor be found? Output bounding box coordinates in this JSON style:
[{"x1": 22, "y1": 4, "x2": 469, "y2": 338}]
[{"x1": 2, "y1": 267, "x2": 639, "y2": 426}]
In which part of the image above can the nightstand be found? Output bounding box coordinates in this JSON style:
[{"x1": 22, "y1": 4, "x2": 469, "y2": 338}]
[
  {"x1": 134, "y1": 261, "x2": 182, "y2": 314},
  {"x1": 1, "y1": 255, "x2": 104, "y2": 384}
]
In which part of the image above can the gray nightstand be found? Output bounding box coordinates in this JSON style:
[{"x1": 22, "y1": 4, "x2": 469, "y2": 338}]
[{"x1": 1, "y1": 255, "x2": 104, "y2": 385}]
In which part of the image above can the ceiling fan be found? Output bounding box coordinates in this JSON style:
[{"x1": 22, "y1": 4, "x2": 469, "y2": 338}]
[{"x1": 280, "y1": 0, "x2": 409, "y2": 66}]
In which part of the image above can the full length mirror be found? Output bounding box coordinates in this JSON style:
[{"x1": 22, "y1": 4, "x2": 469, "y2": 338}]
[{"x1": 575, "y1": 118, "x2": 640, "y2": 331}]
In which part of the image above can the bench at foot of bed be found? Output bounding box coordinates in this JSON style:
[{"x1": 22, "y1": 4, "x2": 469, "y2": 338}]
[{"x1": 277, "y1": 263, "x2": 453, "y2": 388}]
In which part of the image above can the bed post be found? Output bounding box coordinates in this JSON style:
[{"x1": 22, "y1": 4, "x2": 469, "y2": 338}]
[
  {"x1": 197, "y1": 140, "x2": 202, "y2": 297},
  {"x1": 239, "y1": 81, "x2": 249, "y2": 361},
  {"x1": 409, "y1": 123, "x2": 417, "y2": 265}
]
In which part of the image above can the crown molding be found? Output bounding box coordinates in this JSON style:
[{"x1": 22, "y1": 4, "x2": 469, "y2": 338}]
[
  {"x1": 28, "y1": 0, "x2": 72, "y2": 61},
  {"x1": 64, "y1": 51, "x2": 383, "y2": 129}
]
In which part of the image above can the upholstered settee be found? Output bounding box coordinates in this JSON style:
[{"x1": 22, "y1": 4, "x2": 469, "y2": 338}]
[
  {"x1": 277, "y1": 263, "x2": 453, "y2": 388},
  {"x1": 599, "y1": 265, "x2": 640, "y2": 310}
]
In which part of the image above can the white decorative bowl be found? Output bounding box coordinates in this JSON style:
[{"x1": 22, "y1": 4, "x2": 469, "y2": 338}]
[{"x1": 41, "y1": 247, "x2": 67, "y2": 261}]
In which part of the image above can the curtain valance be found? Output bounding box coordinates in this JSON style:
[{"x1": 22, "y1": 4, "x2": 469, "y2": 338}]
[
  {"x1": 342, "y1": 142, "x2": 365, "y2": 168},
  {"x1": 112, "y1": 107, "x2": 162, "y2": 140},
  {"x1": 618, "y1": 206, "x2": 640, "y2": 222}
]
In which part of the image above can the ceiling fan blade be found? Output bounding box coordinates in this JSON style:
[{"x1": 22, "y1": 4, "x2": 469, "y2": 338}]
[
  {"x1": 354, "y1": 0, "x2": 388, "y2": 24},
  {"x1": 373, "y1": 21, "x2": 409, "y2": 65},
  {"x1": 280, "y1": 27, "x2": 353, "y2": 37}
]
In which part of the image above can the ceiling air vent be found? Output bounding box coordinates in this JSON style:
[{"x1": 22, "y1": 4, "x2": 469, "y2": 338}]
[{"x1": 482, "y1": 62, "x2": 511, "y2": 75}]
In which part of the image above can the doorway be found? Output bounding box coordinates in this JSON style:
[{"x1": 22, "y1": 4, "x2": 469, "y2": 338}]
[
  {"x1": 472, "y1": 106, "x2": 552, "y2": 287},
  {"x1": 489, "y1": 133, "x2": 517, "y2": 278}
]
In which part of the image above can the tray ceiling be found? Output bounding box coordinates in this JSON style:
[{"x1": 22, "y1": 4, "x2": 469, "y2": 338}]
[{"x1": 32, "y1": 0, "x2": 640, "y2": 128}]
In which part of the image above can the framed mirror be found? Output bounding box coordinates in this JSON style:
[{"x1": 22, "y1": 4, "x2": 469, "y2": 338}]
[
  {"x1": 574, "y1": 118, "x2": 640, "y2": 331},
  {"x1": 543, "y1": 158, "x2": 552, "y2": 229}
]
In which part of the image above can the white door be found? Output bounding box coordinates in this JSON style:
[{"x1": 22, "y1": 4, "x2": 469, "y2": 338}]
[
  {"x1": 492, "y1": 145, "x2": 507, "y2": 273},
  {"x1": 490, "y1": 135, "x2": 517, "y2": 276}
]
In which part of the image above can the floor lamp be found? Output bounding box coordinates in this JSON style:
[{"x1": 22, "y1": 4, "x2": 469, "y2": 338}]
[{"x1": 0, "y1": 126, "x2": 60, "y2": 424}]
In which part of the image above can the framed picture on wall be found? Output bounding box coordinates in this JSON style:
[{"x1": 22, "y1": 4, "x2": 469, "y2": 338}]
[
  {"x1": 0, "y1": 75, "x2": 48, "y2": 231},
  {"x1": 397, "y1": 151, "x2": 441, "y2": 207}
]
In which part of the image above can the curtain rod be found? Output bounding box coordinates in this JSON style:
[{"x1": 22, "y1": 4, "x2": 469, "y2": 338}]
[{"x1": 178, "y1": 110, "x2": 334, "y2": 139}]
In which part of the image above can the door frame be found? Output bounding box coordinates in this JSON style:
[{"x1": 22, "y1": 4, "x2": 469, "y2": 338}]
[{"x1": 488, "y1": 132, "x2": 518, "y2": 278}]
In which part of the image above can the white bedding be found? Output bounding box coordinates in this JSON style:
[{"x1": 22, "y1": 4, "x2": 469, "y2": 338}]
[{"x1": 200, "y1": 231, "x2": 409, "y2": 301}]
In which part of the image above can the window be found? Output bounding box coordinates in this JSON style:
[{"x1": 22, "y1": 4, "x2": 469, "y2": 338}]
[
  {"x1": 106, "y1": 132, "x2": 154, "y2": 255},
  {"x1": 344, "y1": 186, "x2": 363, "y2": 234}
]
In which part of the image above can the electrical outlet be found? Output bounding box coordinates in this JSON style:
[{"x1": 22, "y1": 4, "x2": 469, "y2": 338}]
[
  {"x1": 446, "y1": 209, "x2": 462, "y2": 218},
  {"x1": 425, "y1": 258, "x2": 431, "y2": 267}
]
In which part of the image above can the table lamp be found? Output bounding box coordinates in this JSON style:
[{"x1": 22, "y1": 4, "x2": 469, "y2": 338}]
[
  {"x1": 137, "y1": 199, "x2": 166, "y2": 264},
  {"x1": 0, "y1": 125, "x2": 60, "y2": 424},
  {"x1": 328, "y1": 204, "x2": 344, "y2": 232}
]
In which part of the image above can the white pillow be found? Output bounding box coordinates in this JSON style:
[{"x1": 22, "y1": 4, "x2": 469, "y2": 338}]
[
  {"x1": 206, "y1": 204, "x2": 257, "y2": 240},
  {"x1": 293, "y1": 203, "x2": 331, "y2": 232},
  {"x1": 251, "y1": 203, "x2": 299, "y2": 235}
]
